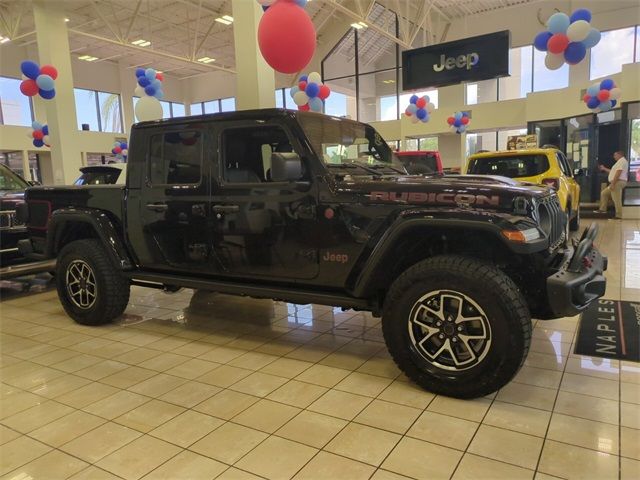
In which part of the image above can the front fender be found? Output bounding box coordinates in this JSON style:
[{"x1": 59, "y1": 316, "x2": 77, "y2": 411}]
[{"x1": 47, "y1": 208, "x2": 133, "y2": 270}]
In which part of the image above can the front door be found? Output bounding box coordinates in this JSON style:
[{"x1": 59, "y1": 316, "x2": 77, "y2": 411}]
[{"x1": 209, "y1": 120, "x2": 319, "y2": 280}]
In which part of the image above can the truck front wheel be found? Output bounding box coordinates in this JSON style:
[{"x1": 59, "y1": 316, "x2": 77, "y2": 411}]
[
  {"x1": 382, "y1": 255, "x2": 531, "y2": 399},
  {"x1": 56, "y1": 239, "x2": 130, "y2": 325}
]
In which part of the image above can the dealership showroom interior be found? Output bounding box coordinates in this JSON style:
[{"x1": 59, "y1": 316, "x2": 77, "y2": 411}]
[{"x1": 1, "y1": 0, "x2": 640, "y2": 478}]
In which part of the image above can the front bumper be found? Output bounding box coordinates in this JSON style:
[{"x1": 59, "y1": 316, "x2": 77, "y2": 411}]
[{"x1": 546, "y1": 223, "x2": 607, "y2": 317}]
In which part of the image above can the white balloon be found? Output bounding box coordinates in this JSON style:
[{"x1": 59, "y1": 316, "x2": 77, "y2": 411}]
[
  {"x1": 43, "y1": 135, "x2": 50, "y2": 144},
  {"x1": 410, "y1": 115, "x2": 419, "y2": 124},
  {"x1": 426, "y1": 103, "x2": 435, "y2": 114},
  {"x1": 567, "y1": 20, "x2": 591, "y2": 42},
  {"x1": 134, "y1": 85, "x2": 145, "y2": 97},
  {"x1": 609, "y1": 87, "x2": 622, "y2": 100},
  {"x1": 122, "y1": 149, "x2": 128, "y2": 156},
  {"x1": 293, "y1": 91, "x2": 309, "y2": 106},
  {"x1": 545, "y1": 52, "x2": 565, "y2": 70},
  {"x1": 135, "y1": 95, "x2": 163, "y2": 121},
  {"x1": 307, "y1": 71, "x2": 322, "y2": 85},
  {"x1": 450, "y1": 125, "x2": 458, "y2": 133}
]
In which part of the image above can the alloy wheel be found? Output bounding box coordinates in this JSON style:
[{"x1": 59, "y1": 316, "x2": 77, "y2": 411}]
[{"x1": 66, "y1": 260, "x2": 97, "y2": 309}]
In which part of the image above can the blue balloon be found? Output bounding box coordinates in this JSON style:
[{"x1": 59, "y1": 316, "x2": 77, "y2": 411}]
[
  {"x1": 33, "y1": 139, "x2": 44, "y2": 148},
  {"x1": 582, "y1": 28, "x2": 601, "y2": 48},
  {"x1": 458, "y1": 125, "x2": 467, "y2": 133},
  {"x1": 138, "y1": 76, "x2": 150, "y2": 87},
  {"x1": 420, "y1": 113, "x2": 429, "y2": 123},
  {"x1": 547, "y1": 12, "x2": 570, "y2": 34},
  {"x1": 586, "y1": 85, "x2": 600, "y2": 97},
  {"x1": 453, "y1": 118, "x2": 462, "y2": 127},
  {"x1": 586, "y1": 96, "x2": 600, "y2": 109},
  {"x1": 36, "y1": 74, "x2": 55, "y2": 91},
  {"x1": 42, "y1": 125, "x2": 48, "y2": 135},
  {"x1": 611, "y1": 100, "x2": 617, "y2": 108},
  {"x1": 39, "y1": 88, "x2": 55, "y2": 99},
  {"x1": 144, "y1": 85, "x2": 156, "y2": 96},
  {"x1": 135, "y1": 68, "x2": 146, "y2": 78},
  {"x1": 20, "y1": 60, "x2": 40, "y2": 80},
  {"x1": 454, "y1": 111, "x2": 463, "y2": 120},
  {"x1": 32, "y1": 121, "x2": 42, "y2": 130},
  {"x1": 151, "y1": 79, "x2": 161, "y2": 89},
  {"x1": 295, "y1": 0, "x2": 307, "y2": 7},
  {"x1": 534, "y1": 31, "x2": 553, "y2": 51},
  {"x1": 570, "y1": 8, "x2": 592, "y2": 23},
  {"x1": 308, "y1": 97, "x2": 323, "y2": 112},
  {"x1": 289, "y1": 86, "x2": 299, "y2": 98},
  {"x1": 462, "y1": 111, "x2": 469, "y2": 118},
  {"x1": 600, "y1": 79, "x2": 615, "y2": 90},
  {"x1": 155, "y1": 89, "x2": 164, "y2": 99},
  {"x1": 299, "y1": 75, "x2": 308, "y2": 82},
  {"x1": 405, "y1": 104, "x2": 418, "y2": 115},
  {"x1": 305, "y1": 82, "x2": 320, "y2": 98},
  {"x1": 416, "y1": 108, "x2": 427, "y2": 120},
  {"x1": 564, "y1": 42, "x2": 586, "y2": 64},
  {"x1": 409, "y1": 95, "x2": 419, "y2": 104},
  {"x1": 599, "y1": 100, "x2": 613, "y2": 112},
  {"x1": 145, "y1": 68, "x2": 157, "y2": 80}
]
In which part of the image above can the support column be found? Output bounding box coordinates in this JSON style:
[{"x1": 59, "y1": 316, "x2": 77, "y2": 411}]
[
  {"x1": 21, "y1": 150, "x2": 31, "y2": 182},
  {"x1": 33, "y1": 0, "x2": 81, "y2": 185},
  {"x1": 231, "y1": 0, "x2": 275, "y2": 110},
  {"x1": 118, "y1": 61, "x2": 135, "y2": 134}
]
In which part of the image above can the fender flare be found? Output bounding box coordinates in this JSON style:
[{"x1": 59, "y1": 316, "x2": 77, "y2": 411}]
[{"x1": 46, "y1": 208, "x2": 134, "y2": 270}]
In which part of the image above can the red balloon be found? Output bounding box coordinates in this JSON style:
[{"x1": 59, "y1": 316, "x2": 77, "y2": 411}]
[
  {"x1": 547, "y1": 33, "x2": 569, "y2": 54},
  {"x1": 299, "y1": 103, "x2": 310, "y2": 111},
  {"x1": 582, "y1": 94, "x2": 591, "y2": 103},
  {"x1": 20, "y1": 79, "x2": 39, "y2": 96},
  {"x1": 32, "y1": 130, "x2": 44, "y2": 140},
  {"x1": 597, "y1": 89, "x2": 610, "y2": 101},
  {"x1": 318, "y1": 84, "x2": 330, "y2": 100},
  {"x1": 446, "y1": 116, "x2": 455, "y2": 125},
  {"x1": 416, "y1": 97, "x2": 426, "y2": 108},
  {"x1": 40, "y1": 64, "x2": 58, "y2": 80},
  {"x1": 298, "y1": 81, "x2": 307, "y2": 91},
  {"x1": 258, "y1": 1, "x2": 316, "y2": 74},
  {"x1": 461, "y1": 116, "x2": 470, "y2": 125},
  {"x1": 155, "y1": 72, "x2": 164, "y2": 81},
  {"x1": 113, "y1": 146, "x2": 122, "y2": 153}
]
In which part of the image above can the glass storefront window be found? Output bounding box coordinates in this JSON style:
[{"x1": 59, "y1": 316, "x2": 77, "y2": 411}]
[
  {"x1": 0, "y1": 76, "x2": 33, "y2": 127},
  {"x1": 533, "y1": 49, "x2": 569, "y2": 92},
  {"x1": 419, "y1": 137, "x2": 438, "y2": 150},
  {"x1": 75, "y1": 89, "x2": 99, "y2": 131},
  {"x1": 220, "y1": 97, "x2": 235, "y2": 112},
  {"x1": 499, "y1": 46, "x2": 533, "y2": 100},
  {"x1": 160, "y1": 101, "x2": 171, "y2": 119},
  {"x1": 172, "y1": 103, "x2": 185, "y2": 117},
  {"x1": 191, "y1": 103, "x2": 203, "y2": 115},
  {"x1": 358, "y1": 13, "x2": 397, "y2": 74},
  {"x1": 324, "y1": 77, "x2": 356, "y2": 118},
  {"x1": 97, "y1": 92, "x2": 123, "y2": 133},
  {"x1": 590, "y1": 27, "x2": 636, "y2": 80},
  {"x1": 627, "y1": 102, "x2": 640, "y2": 182},
  {"x1": 358, "y1": 70, "x2": 398, "y2": 123},
  {"x1": 204, "y1": 101, "x2": 219, "y2": 114},
  {"x1": 323, "y1": 30, "x2": 356, "y2": 80},
  {"x1": 275, "y1": 89, "x2": 284, "y2": 108}
]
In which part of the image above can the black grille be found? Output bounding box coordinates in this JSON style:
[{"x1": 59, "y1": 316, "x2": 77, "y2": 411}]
[
  {"x1": 0, "y1": 210, "x2": 25, "y2": 230},
  {"x1": 537, "y1": 195, "x2": 565, "y2": 249}
]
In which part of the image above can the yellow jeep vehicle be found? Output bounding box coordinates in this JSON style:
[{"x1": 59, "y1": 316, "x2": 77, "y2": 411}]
[{"x1": 465, "y1": 148, "x2": 581, "y2": 231}]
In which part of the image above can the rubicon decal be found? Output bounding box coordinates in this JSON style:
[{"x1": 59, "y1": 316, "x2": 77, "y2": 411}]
[{"x1": 369, "y1": 191, "x2": 500, "y2": 207}]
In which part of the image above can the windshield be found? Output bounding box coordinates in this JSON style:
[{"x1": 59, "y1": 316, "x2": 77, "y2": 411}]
[
  {"x1": 467, "y1": 154, "x2": 550, "y2": 178},
  {"x1": 298, "y1": 114, "x2": 402, "y2": 172},
  {"x1": 0, "y1": 165, "x2": 29, "y2": 191},
  {"x1": 74, "y1": 168, "x2": 122, "y2": 185},
  {"x1": 397, "y1": 153, "x2": 439, "y2": 175}
]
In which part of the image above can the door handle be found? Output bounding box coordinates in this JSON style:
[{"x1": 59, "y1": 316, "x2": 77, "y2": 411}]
[
  {"x1": 212, "y1": 204, "x2": 240, "y2": 213},
  {"x1": 146, "y1": 203, "x2": 168, "y2": 212}
]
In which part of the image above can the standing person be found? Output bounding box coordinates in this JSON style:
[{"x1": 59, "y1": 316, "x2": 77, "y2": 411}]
[{"x1": 595, "y1": 151, "x2": 629, "y2": 218}]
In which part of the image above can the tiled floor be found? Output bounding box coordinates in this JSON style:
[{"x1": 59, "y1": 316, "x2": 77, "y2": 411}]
[{"x1": 1, "y1": 219, "x2": 638, "y2": 480}]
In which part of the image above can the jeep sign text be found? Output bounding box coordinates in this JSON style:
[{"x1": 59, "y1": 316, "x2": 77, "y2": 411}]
[{"x1": 433, "y1": 53, "x2": 479, "y2": 72}]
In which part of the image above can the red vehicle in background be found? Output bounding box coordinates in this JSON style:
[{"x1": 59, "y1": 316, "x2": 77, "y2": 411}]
[{"x1": 395, "y1": 151, "x2": 443, "y2": 175}]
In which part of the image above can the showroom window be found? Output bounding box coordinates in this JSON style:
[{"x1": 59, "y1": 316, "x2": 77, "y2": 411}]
[
  {"x1": 533, "y1": 49, "x2": 569, "y2": 92},
  {"x1": 0, "y1": 76, "x2": 34, "y2": 127},
  {"x1": 75, "y1": 88, "x2": 123, "y2": 132},
  {"x1": 134, "y1": 98, "x2": 184, "y2": 119},
  {"x1": 190, "y1": 97, "x2": 235, "y2": 116},
  {"x1": 499, "y1": 46, "x2": 533, "y2": 100},
  {"x1": 590, "y1": 26, "x2": 637, "y2": 80},
  {"x1": 148, "y1": 130, "x2": 203, "y2": 185}
]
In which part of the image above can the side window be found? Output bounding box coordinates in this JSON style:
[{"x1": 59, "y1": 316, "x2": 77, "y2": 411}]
[
  {"x1": 221, "y1": 126, "x2": 297, "y2": 183},
  {"x1": 148, "y1": 130, "x2": 203, "y2": 185},
  {"x1": 556, "y1": 152, "x2": 571, "y2": 177}
]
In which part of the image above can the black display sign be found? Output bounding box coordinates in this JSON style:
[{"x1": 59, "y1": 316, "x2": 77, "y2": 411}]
[{"x1": 402, "y1": 31, "x2": 511, "y2": 90}]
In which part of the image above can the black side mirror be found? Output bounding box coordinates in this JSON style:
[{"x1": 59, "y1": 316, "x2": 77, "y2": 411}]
[
  {"x1": 574, "y1": 168, "x2": 584, "y2": 177},
  {"x1": 271, "y1": 152, "x2": 303, "y2": 182},
  {"x1": 27, "y1": 180, "x2": 41, "y2": 186}
]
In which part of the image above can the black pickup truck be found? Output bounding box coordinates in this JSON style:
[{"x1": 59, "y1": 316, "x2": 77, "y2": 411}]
[{"x1": 18, "y1": 109, "x2": 606, "y2": 398}]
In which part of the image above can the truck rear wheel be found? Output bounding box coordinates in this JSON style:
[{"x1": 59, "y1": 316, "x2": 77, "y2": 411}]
[
  {"x1": 56, "y1": 239, "x2": 130, "y2": 326},
  {"x1": 382, "y1": 255, "x2": 531, "y2": 399}
]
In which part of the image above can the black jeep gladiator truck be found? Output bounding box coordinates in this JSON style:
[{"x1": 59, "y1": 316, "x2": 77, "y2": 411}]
[{"x1": 18, "y1": 109, "x2": 606, "y2": 398}]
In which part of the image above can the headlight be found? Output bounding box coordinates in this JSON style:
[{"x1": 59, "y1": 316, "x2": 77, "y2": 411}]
[{"x1": 502, "y1": 227, "x2": 541, "y2": 243}]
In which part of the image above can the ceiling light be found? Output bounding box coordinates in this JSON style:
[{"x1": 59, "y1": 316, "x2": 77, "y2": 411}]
[
  {"x1": 382, "y1": 79, "x2": 395, "y2": 84},
  {"x1": 0, "y1": 36, "x2": 9, "y2": 43},
  {"x1": 222, "y1": 15, "x2": 233, "y2": 22},
  {"x1": 197, "y1": 56, "x2": 215, "y2": 63},
  {"x1": 64, "y1": 18, "x2": 70, "y2": 22},
  {"x1": 351, "y1": 21, "x2": 368, "y2": 29},
  {"x1": 131, "y1": 39, "x2": 151, "y2": 47},
  {"x1": 215, "y1": 16, "x2": 232, "y2": 25},
  {"x1": 78, "y1": 55, "x2": 98, "y2": 62}
]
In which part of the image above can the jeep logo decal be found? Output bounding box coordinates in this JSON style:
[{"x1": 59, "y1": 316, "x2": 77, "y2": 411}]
[
  {"x1": 433, "y1": 53, "x2": 479, "y2": 72},
  {"x1": 322, "y1": 252, "x2": 349, "y2": 263},
  {"x1": 369, "y1": 191, "x2": 499, "y2": 207}
]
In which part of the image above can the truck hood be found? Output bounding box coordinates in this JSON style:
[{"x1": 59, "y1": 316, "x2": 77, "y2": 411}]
[
  {"x1": 0, "y1": 190, "x2": 25, "y2": 209},
  {"x1": 336, "y1": 174, "x2": 551, "y2": 212}
]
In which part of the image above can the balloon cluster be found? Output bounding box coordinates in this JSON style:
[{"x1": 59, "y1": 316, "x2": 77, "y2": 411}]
[
  {"x1": 134, "y1": 68, "x2": 164, "y2": 99},
  {"x1": 405, "y1": 95, "x2": 435, "y2": 124},
  {"x1": 446, "y1": 112, "x2": 470, "y2": 134},
  {"x1": 258, "y1": 0, "x2": 316, "y2": 74},
  {"x1": 29, "y1": 121, "x2": 50, "y2": 148},
  {"x1": 19, "y1": 61, "x2": 57, "y2": 100},
  {"x1": 111, "y1": 141, "x2": 128, "y2": 161},
  {"x1": 290, "y1": 72, "x2": 330, "y2": 112},
  {"x1": 583, "y1": 79, "x2": 621, "y2": 112},
  {"x1": 534, "y1": 9, "x2": 601, "y2": 70}
]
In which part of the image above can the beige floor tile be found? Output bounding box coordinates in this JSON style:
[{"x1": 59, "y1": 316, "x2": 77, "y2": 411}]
[
  {"x1": 0, "y1": 435, "x2": 51, "y2": 476},
  {"x1": 194, "y1": 389, "x2": 259, "y2": 420},
  {"x1": 61, "y1": 422, "x2": 141, "y2": 463},
  {"x1": 233, "y1": 399, "x2": 301, "y2": 433},
  {"x1": 622, "y1": 427, "x2": 640, "y2": 460},
  {"x1": 84, "y1": 390, "x2": 150, "y2": 420},
  {"x1": 198, "y1": 345, "x2": 246, "y2": 363},
  {"x1": 294, "y1": 364, "x2": 351, "y2": 387},
  {"x1": 370, "y1": 470, "x2": 414, "y2": 480},
  {"x1": 622, "y1": 382, "x2": 640, "y2": 404},
  {"x1": 524, "y1": 351, "x2": 566, "y2": 371},
  {"x1": 0, "y1": 389, "x2": 44, "y2": 419},
  {"x1": 564, "y1": 356, "x2": 620, "y2": 381},
  {"x1": 142, "y1": 450, "x2": 227, "y2": 480},
  {"x1": 496, "y1": 382, "x2": 557, "y2": 411},
  {"x1": 407, "y1": 411, "x2": 478, "y2": 450},
  {"x1": 229, "y1": 371, "x2": 288, "y2": 397},
  {"x1": 560, "y1": 372, "x2": 619, "y2": 400},
  {"x1": 53, "y1": 353, "x2": 104, "y2": 373},
  {"x1": 4, "y1": 449, "x2": 89, "y2": 479},
  {"x1": 468, "y1": 424, "x2": 543, "y2": 470},
  {"x1": 483, "y1": 401, "x2": 551, "y2": 437},
  {"x1": 513, "y1": 366, "x2": 563, "y2": 389},
  {"x1": 216, "y1": 467, "x2": 263, "y2": 479},
  {"x1": 426, "y1": 395, "x2": 492, "y2": 422},
  {"x1": 30, "y1": 410, "x2": 106, "y2": 447},
  {"x1": 621, "y1": 401, "x2": 640, "y2": 429},
  {"x1": 621, "y1": 361, "x2": 640, "y2": 385},
  {"x1": 275, "y1": 410, "x2": 347, "y2": 448},
  {"x1": 2, "y1": 399, "x2": 74, "y2": 433},
  {"x1": 356, "y1": 355, "x2": 400, "y2": 379},
  {"x1": 538, "y1": 439, "x2": 619, "y2": 480},
  {"x1": 128, "y1": 373, "x2": 187, "y2": 397},
  {"x1": 382, "y1": 436, "x2": 462, "y2": 480},
  {"x1": 453, "y1": 453, "x2": 534, "y2": 479},
  {"x1": 68, "y1": 465, "x2": 123, "y2": 480},
  {"x1": 97, "y1": 434, "x2": 181, "y2": 480},
  {"x1": 547, "y1": 413, "x2": 619, "y2": 454},
  {"x1": 114, "y1": 398, "x2": 185, "y2": 433},
  {"x1": 55, "y1": 381, "x2": 120, "y2": 409},
  {"x1": 197, "y1": 365, "x2": 253, "y2": 388},
  {"x1": 190, "y1": 422, "x2": 268, "y2": 464},
  {"x1": 164, "y1": 358, "x2": 219, "y2": 379},
  {"x1": 138, "y1": 352, "x2": 191, "y2": 372},
  {"x1": 0, "y1": 425, "x2": 21, "y2": 445},
  {"x1": 159, "y1": 381, "x2": 221, "y2": 408},
  {"x1": 266, "y1": 380, "x2": 327, "y2": 408},
  {"x1": 554, "y1": 391, "x2": 619, "y2": 425},
  {"x1": 334, "y1": 371, "x2": 393, "y2": 398},
  {"x1": 101, "y1": 366, "x2": 158, "y2": 389},
  {"x1": 228, "y1": 351, "x2": 279, "y2": 371},
  {"x1": 354, "y1": 399, "x2": 421, "y2": 434},
  {"x1": 235, "y1": 436, "x2": 317, "y2": 480},
  {"x1": 293, "y1": 451, "x2": 375, "y2": 480},
  {"x1": 150, "y1": 410, "x2": 224, "y2": 448},
  {"x1": 74, "y1": 360, "x2": 129, "y2": 381},
  {"x1": 307, "y1": 389, "x2": 372, "y2": 420},
  {"x1": 621, "y1": 457, "x2": 640, "y2": 480},
  {"x1": 260, "y1": 357, "x2": 313, "y2": 379},
  {"x1": 325, "y1": 423, "x2": 400, "y2": 466}
]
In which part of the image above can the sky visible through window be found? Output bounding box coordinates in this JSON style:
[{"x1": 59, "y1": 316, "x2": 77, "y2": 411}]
[
  {"x1": 590, "y1": 27, "x2": 636, "y2": 80},
  {"x1": 0, "y1": 76, "x2": 32, "y2": 127}
]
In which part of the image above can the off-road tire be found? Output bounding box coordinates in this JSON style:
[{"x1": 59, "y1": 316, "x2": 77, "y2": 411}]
[
  {"x1": 56, "y1": 239, "x2": 130, "y2": 326},
  {"x1": 569, "y1": 206, "x2": 580, "y2": 231},
  {"x1": 382, "y1": 255, "x2": 531, "y2": 399}
]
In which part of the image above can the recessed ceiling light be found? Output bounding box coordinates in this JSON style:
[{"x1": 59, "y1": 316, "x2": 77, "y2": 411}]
[
  {"x1": 215, "y1": 16, "x2": 232, "y2": 25},
  {"x1": 382, "y1": 79, "x2": 395, "y2": 84},
  {"x1": 351, "y1": 22, "x2": 367, "y2": 29},
  {"x1": 78, "y1": 55, "x2": 98, "y2": 62},
  {"x1": 0, "y1": 36, "x2": 10, "y2": 43},
  {"x1": 197, "y1": 56, "x2": 216, "y2": 63},
  {"x1": 64, "y1": 18, "x2": 70, "y2": 22},
  {"x1": 222, "y1": 15, "x2": 233, "y2": 22},
  {"x1": 131, "y1": 39, "x2": 151, "y2": 47}
]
